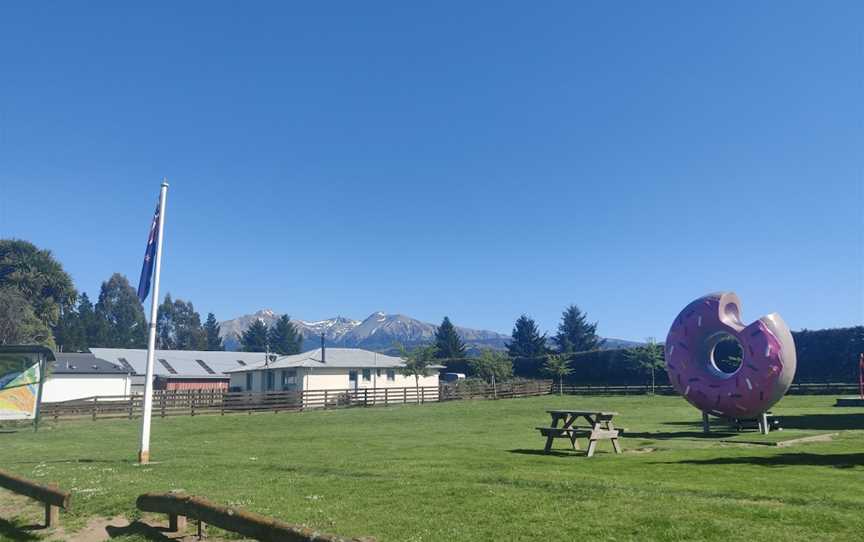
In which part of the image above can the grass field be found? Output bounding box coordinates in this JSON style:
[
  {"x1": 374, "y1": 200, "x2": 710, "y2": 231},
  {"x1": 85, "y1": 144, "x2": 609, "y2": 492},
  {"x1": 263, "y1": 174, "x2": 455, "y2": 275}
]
[{"x1": 1, "y1": 394, "x2": 863, "y2": 541}]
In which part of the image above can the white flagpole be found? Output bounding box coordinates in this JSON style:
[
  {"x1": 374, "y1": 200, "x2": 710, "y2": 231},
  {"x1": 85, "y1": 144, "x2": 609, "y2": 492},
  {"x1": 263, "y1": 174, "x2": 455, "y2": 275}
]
[{"x1": 139, "y1": 178, "x2": 169, "y2": 464}]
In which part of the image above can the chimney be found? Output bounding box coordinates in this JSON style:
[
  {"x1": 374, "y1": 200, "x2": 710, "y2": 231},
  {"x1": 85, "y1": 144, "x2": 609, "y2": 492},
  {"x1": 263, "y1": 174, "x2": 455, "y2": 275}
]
[{"x1": 321, "y1": 333, "x2": 326, "y2": 363}]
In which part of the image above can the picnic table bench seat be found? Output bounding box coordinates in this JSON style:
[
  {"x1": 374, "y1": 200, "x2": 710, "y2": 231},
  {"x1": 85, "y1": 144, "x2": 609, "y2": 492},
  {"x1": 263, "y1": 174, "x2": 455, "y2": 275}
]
[{"x1": 537, "y1": 409, "x2": 623, "y2": 457}]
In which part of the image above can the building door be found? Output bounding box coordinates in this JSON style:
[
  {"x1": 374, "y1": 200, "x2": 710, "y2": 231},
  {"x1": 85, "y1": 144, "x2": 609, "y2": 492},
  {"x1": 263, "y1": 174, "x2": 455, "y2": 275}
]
[{"x1": 349, "y1": 370, "x2": 358, "y2": 391}]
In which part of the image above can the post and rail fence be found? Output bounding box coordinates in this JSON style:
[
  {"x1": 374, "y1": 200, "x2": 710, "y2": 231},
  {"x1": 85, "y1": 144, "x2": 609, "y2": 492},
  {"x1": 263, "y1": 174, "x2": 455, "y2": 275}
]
[
  {"x1": 36, "y1": 379, "x2": 858, "y2": 423},
  {"x1": 39, "y1": 380, "x2": 554, "y2": 422}
]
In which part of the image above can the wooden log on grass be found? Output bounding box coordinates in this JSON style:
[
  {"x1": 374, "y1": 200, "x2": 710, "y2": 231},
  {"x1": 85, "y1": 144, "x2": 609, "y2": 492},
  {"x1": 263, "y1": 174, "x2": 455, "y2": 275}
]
[
  {"x1": 0, "y1": 469, "x2": 71, "y2": 528},
  {"x1": 136, "y1": 492, "x2": 375, "y2": 542}
]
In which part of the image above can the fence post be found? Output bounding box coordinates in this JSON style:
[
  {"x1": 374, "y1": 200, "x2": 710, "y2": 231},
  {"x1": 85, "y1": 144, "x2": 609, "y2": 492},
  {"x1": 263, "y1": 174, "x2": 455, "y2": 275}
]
[
  {"x1": 364, "y1": 388, "x2": 368, "y2": 407},
  {"x1": 161, "y1": 393, "x2": 166, "y2": 418},
  {"x1": 128, "y1": 396, "x2": 134, "y2": 419},
  {"x1": 91, "y1": 397, "x2": 98, "y2": 421},
  {"x1": 421, "y1": 387, "x2": 425, "y2": 404},
  {"x1": 403, "y1": 387, "x2": 407, "y2": 404},
  {"x1": 384, "y1": 388, "x2": 389, "y2": 406},
  {"x1": 324, "y1": 390, "x2": 329, "y2": 410}
]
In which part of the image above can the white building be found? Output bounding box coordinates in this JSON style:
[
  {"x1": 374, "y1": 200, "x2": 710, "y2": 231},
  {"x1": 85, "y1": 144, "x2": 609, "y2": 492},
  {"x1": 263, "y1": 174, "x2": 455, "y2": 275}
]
[
  {"x1": 43, "y1": 353, "x2": 132, "y2": 403},
  {"x1": 226, "y1": 347, "x2": 441, "y2": 393}
]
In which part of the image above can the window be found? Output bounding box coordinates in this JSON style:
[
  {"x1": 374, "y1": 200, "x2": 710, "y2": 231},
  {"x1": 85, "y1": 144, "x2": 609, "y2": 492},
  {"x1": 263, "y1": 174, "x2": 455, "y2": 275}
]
[
  {"x1": 376, "y1": 368, "x2": 382, "y2": 378},
  {"x1": 362, "y1": 369, "x2": 371, "y2": 381},
  {"x1": 386, "y1": 369, "x2": 395, "y2": 381},
  {"x1": 281, "y1": 369, "x2": 297, "y2": 388},
  {"x1": 349, "y1": 370, "x2": 358, "y2": 383},
  {"x1": 246, "y1": 373, "x2": 253, "y2": 391},
  {"x1": 158, "y1": 358, "x2": 178, "y2": 374},
  {"x1": 117, "y1": 357, "x2": 137, "y2": 375},
  {"x1": 266, "y1": 371, "x2": 275, "y2": 391},
  {"x1": 196, "y1": 359, "x2": 216, "y2": 375}
]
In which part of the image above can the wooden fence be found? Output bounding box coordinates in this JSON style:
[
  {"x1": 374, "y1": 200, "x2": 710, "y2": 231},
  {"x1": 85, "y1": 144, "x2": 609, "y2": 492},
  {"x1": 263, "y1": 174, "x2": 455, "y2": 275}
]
[
  {"x1": 39, "y1": 380, "x2": 552, "y2": 422},
  {"x1": 38, "y1": 379, "x2": 853, "y2": 422}
]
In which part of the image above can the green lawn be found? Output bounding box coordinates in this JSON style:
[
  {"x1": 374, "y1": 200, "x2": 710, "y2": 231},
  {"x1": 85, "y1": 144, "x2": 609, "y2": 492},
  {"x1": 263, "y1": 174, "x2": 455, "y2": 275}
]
[{"x1": 1, "y1": 394, "x2": 864, "y2": 541}]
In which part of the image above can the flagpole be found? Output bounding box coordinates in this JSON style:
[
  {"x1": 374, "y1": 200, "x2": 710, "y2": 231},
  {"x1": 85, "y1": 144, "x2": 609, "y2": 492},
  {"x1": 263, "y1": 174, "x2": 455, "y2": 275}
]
[{"x1": 139, "y1": 179, "x2": 168, "y2": 465}]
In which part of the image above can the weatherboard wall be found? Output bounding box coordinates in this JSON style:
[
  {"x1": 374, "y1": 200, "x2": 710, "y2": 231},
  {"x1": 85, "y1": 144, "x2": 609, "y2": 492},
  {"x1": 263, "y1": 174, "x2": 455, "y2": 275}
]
[
  {"x1": 229, "y1": 367, "x2": 438, "y2": 392},
  {"x1": 41, "y1": 374, "x2": 132, "y2": 403}
]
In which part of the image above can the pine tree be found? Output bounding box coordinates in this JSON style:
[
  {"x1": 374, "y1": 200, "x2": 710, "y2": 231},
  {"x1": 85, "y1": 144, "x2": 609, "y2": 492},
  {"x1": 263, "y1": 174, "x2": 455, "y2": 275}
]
[
  {"x1": 268, "y1": 315, "x2": 303, "y2": 355},
  {"x1": 506, "y1": 315, "x2": 548, "y2": 358},
  {"x1": 434, "y1": 316, "x2": 466, "y2": 359},
  {"x1": 552, "y1": 304, "x2": 604, "y2": 353},
  {"x1": 94, "y1": 273, "x2": 147, "y2": 348},
  {"x1": 239, "y1": 319, "x2": 269, "y2": 352},
  {"x1": 204, "y1": 313, "x2": 224, "y2": 351}
]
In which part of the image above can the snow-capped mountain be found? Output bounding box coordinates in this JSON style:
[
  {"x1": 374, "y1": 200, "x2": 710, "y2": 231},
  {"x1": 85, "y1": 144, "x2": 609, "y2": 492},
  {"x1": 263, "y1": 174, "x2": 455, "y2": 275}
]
[
  {"x1": 219, "y1": 310, "x2": 508, "y2": 352},
  {"x1": 219, "y1": 310, "x2": 642, "y2": 353}
]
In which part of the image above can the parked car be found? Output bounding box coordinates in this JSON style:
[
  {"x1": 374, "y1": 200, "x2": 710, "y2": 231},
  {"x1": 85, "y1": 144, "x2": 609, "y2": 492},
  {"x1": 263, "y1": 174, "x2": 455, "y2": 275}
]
[{"x1": 441, "y1": 372, "x2": 466, "y2": 383}]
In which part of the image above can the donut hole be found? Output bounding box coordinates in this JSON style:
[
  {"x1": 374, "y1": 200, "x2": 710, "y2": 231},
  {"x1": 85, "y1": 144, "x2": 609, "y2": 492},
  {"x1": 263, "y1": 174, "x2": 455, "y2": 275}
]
[{"x1": 711, "y1": 333, "x2": 744, "y2": 375}]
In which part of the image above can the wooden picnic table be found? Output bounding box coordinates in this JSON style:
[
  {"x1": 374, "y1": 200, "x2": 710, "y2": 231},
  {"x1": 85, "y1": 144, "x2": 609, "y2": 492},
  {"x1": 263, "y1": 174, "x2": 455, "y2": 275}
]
[{"x1": 536, "y1": 409, "x2": 622, "y2": 457}]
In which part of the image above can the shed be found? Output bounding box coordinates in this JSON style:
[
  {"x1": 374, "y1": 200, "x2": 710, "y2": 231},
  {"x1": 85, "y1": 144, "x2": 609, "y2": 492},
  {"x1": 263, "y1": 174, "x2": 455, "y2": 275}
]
[{"x1": 43, "y1": 353, "x2": 132, "y2": 403}]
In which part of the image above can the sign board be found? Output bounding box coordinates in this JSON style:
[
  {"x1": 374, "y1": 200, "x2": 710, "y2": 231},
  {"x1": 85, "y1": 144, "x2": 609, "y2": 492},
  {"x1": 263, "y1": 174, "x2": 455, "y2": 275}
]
[{"x1": 0, "y1": 346, "x2": 53, "y2": 422}]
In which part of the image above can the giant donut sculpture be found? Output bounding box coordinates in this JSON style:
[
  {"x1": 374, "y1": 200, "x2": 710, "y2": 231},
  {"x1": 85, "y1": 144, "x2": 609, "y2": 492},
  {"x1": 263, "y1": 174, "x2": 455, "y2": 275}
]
[{"x1": 664, "y1": 292, "x2": 797, "y2": 419}]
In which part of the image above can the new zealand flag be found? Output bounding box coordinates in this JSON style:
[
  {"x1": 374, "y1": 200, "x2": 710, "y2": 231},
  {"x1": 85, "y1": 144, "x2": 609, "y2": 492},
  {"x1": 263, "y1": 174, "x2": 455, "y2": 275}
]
[{"x1": 137, "y1": 203, "x2": 161, "y2": 303}]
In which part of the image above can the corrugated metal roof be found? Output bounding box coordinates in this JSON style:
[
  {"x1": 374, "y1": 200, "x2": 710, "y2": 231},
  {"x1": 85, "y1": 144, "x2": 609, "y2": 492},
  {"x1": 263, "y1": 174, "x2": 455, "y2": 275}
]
[
  {"x1": 52, "y1": 353, "x2": 128, "y2": 375},
  {"x1": 90, "y1": 348, "x2": 268, "y2": 377},
  {"x1": 222, "y1": 348, "x2": 439, "y2": 373}
]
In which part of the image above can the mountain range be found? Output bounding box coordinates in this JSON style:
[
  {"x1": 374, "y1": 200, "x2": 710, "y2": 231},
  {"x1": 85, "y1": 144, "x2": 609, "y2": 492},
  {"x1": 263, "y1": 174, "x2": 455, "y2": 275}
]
[{"x1": 219, "y1": 310, "x2": 642, "y2": 353}]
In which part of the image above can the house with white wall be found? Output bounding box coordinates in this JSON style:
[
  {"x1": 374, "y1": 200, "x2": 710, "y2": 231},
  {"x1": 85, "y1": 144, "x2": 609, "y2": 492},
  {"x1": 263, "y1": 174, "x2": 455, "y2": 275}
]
[
  {"x1": 225, "y1": 347, "x2": 440, "y2": 394},
  {"x1": 43, "y1": 353, "x2": 132, "y2": 403}
]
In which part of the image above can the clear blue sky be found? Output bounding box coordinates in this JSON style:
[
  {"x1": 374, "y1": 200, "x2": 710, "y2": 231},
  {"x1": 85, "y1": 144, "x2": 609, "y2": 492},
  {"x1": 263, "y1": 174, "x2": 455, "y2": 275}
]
[{"x1": 1, "y1": 2, "x2": 861, "y2": 340}]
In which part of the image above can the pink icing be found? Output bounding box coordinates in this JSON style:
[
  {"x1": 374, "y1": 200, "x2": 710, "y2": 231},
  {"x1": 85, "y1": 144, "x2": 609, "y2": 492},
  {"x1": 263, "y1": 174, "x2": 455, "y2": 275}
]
[{"x1": 664, "y1": 295, "x2": 786, "y2": 419}]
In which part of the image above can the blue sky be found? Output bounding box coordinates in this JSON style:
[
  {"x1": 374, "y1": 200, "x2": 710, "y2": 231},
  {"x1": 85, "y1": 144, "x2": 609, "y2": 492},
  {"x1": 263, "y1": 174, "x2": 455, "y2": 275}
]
[{"x1": 1, "y1": 2, "x2": 861, "y2": 340}]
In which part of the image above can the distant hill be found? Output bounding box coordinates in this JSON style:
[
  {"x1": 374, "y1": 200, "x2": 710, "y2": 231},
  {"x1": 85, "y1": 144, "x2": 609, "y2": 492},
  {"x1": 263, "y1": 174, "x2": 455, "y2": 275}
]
[{"x1": 220, "y1": 310, "x2": 641, "y2": 354}]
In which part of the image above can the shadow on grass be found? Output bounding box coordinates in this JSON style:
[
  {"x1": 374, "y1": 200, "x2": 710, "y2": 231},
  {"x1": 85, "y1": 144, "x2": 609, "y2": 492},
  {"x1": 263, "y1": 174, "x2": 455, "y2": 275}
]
[
  {"x1": 623, "y1": 431, "x2": 736, "y2": 440},
  {"x1": 3, "y1": 458, "x2": 133, "y2": 466},
  {"x1": 0, "y1": 518, "x2": 43, "y2": 541},
  {"x1": 105, "y1": 521, "x2": 174, "y2": 541},
  {"x1": 779, "y1": 414, "x2": 864, "y2": 431},
  {"x1": 508, "y1": 448, "x2": 581, "y2": 458},
  {"x1": 662, "y1": 413, "x2": 864, "y2": 432},
  {"x1": 663, "y1": 452, "x2": 864, "y2": 469}
]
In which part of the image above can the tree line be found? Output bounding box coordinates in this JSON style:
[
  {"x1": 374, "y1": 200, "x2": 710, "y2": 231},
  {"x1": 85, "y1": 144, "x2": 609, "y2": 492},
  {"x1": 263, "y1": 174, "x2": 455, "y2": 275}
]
[
  {"x1": 0, "y1": 239, "x2": 224, "y2": 352},
  {"x1": 2, "y1": 238, "x2": 860, "y2": 385}
]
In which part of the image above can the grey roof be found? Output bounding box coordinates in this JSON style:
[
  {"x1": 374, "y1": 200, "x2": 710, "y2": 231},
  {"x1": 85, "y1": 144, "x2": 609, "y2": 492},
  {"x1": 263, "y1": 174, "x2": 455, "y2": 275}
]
[
  {"x1": 52, "y1": 353, "x2": 128, "y2": 375},
  {"x1": 225, "y1": 348, "x2": 409, "y2": 373},
  {"x1": 89, "y1": 348, "x2": 267, "y2": 378}
]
